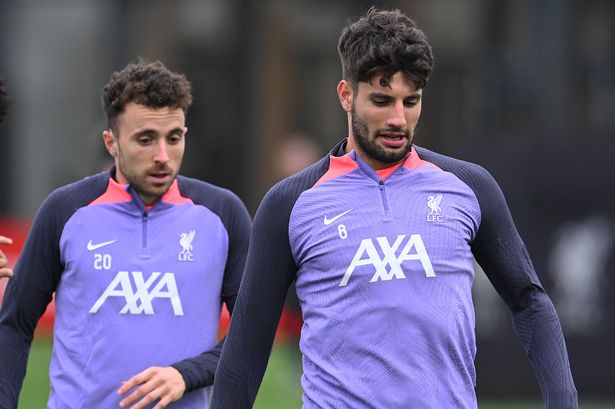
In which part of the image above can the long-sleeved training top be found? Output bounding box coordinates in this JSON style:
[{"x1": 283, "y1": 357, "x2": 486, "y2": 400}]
[
  {"x1": 212, "y1": 139, "x2": 578, "y2": 409},
  {"x1": 0, "y1": 169, "x2": 251, "y2": 409}
]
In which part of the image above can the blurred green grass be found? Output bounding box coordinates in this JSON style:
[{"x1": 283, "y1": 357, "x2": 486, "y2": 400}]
[{"x1": 20, "y1": 339, "x2": 613, "y2": 408}]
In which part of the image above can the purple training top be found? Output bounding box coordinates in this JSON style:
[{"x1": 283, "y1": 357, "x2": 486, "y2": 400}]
[
  {"x1": 0, "y1": 170, "x2": 251, "y2": 409},
  {"x1": 291, "y1": 149, "x2": 480, "y2": 408},
  {"x1": 212, "y1": 139, "x2": 577, "y2": 409}
]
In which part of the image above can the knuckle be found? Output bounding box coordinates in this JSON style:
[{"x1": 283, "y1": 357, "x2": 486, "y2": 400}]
[
  {"x1": 156, "y1": 399, "x2": 170, "y2": 408},
  {"x1": 135, "y1": 385, "x2": 149, "y2": 397},
  {"x1": 142, "y1": 394, "x2": 157, "y2": 404}
]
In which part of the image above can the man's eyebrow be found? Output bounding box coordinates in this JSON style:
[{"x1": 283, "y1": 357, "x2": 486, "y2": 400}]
[
  {"x1": 367, "y1": 91, "x2": 422, "y2": 99},
  {"x1": 133, "y1": 128, "x2": 158, "y2": 137},
  {"x1": 132, "y1": 127, "x2": 184, "y2": 137},
  {"x1": 368, "y1": 92, "x2": 393, "y2": 98},
  {"x1": 166, "y1": 127, "x2": 185, "y2": 135}
]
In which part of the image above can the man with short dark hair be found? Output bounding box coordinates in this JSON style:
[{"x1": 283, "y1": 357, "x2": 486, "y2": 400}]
[
  {"x1": 0, "y1": 60, "x2": 251, "y2": 409},
  {"x1": 212, "y1": 8, "x2": 577, "y2": 409}
]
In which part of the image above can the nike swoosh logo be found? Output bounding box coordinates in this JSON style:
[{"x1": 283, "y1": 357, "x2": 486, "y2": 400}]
[
  {"x1": 87, "y1": 239, "x2": 118, "y2": 251},
  {"x1": 323, "y1": 209, "x2": 353, "y2": 225}
]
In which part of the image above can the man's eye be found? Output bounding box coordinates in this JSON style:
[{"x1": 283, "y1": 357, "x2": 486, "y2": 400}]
[
  {"x1": 168, "y1": 135, "x2": 182, "y2": 144},
  {"x1": 137, "y1": 137, "x2": 152, "y2": 145},
  {"x1": 405, "y1": 98, "x2": 420, "y2": 107},
  {"x1": 373, "y1": 99, "x2": 389, "y2": 106}
]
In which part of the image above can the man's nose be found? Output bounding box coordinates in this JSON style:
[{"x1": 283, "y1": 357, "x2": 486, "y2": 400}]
[
  {"x1": 387, "y1": 101, "x2": 407, "y2": 128},
  {"x1": 154, "y1": 140, "x2": 170, "y2": 163}
]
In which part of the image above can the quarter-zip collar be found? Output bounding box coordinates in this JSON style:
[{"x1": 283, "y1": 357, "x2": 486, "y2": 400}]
[
  {"x1": 88, "y1": 167, "x2": 192, "y2": 214},
  {"x1": 347, "y1": 150, "x2": 410, "y2": 183}
]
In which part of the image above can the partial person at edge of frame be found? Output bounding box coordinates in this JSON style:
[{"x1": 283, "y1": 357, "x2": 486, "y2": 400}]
[{"x1": 1, "y1": 77, "x2": 14, "y2": 280}]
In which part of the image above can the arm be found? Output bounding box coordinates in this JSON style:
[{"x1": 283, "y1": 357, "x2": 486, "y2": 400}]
[
  {"x1": 470, "y1": 169, "x2": 578, "y2": 409},
  {"x1": 118, "y1": 192, "x2": 253, "y2": 408},
  {"x1": 212, "y1": 184, "x2": 299, "y2": 408},
  {"x1": 0, "y1": 236, "x2": 12, "y2": 279},
  {"x1": 0, "y1": 199, "x2": 64, "y2": 408}
]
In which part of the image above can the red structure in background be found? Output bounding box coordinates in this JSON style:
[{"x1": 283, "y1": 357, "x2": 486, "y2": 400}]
[{"x1": 0, "y1": 217, "x2": 302, "y2": 341}]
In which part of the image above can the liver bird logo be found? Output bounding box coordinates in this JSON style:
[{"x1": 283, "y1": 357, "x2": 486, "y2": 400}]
[
  {"x1": 178, "y1": 230, "x2": 196, "y2": 261},
  {"x1": 427, "y1": 194, "x2": 443, "y2": 215}
]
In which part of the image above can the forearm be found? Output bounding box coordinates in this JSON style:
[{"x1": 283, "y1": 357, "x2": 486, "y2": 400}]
[
  {"x1": 511, "y1": 288, "x2": 578, "y2": 409},
  {"x1": 0, "y1": 324, "x2": 33, "y2": 408},
  {"x1": 0, "y1": 279, "x2": 50, "y2": 407},
  {"x1": 212, "y1": 229, "x2": 296, "y2": 407},
  {"x1": 0, "y1": 196, "x2": 65, "y2": 406},
  {"x1": 476, "y1": 241, "x2": 578, "y2": 408},
  {"x1": 171, "y1": 340, "x2": 223, "y2": 392},
  {"x1": 212, "y1": 260, "x2": 292, "y2": 408},
  {"x1": 0, "y1": 254, "x2": 55, "y2": 406}
]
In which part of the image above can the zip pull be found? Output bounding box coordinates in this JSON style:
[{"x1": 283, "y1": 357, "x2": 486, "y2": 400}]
[
  {"x1": 378, "y1": 180, "x2": 391, "y2": 218},
  {"x1": 141, "y1": 211, "x2": 148, "y2": 249}
]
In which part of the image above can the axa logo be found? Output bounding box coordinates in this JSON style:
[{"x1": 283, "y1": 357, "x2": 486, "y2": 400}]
[
  {"x1": 427, "y1": 193, "x2": 443, "y2": 222},
  {"x1": 89, "y1": 271, "x2": 184, "y2": 316},
  {"x1": 178, "y1": 230, "x2": 196, "y2": 262},
  {"x1": 339, "y1": 234, "x2": 435, "y2": 287}
]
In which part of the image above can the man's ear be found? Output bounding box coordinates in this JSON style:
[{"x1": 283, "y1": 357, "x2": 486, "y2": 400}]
[
  {"x1": 102, "y1": 129, "x2": 117, "y2": 157},
  {"x1": 337, "y1": 80, "x2": 353, "y2": 112}
]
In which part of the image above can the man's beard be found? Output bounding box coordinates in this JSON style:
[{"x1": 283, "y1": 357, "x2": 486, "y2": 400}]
[
  {"x1": 351, "y1": 110, "x2": 413, "y2": 165},
  {"x1": 116, "y1": 151, "x2": 179, "y2": 204}
]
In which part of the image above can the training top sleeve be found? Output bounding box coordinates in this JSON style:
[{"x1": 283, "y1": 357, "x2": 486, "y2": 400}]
[
  {"x1": 0, "y1": 174, "x2": 108, "y2": 408},
  {"x1": 211, "y1": 156, "x2": 330, "y2": 409},
  {"x1": 416, "y1": 146, "x2": 578, "y2": 409},
  {"x1": 171, "y1": 178, "x2": 253, "y2": 392}
]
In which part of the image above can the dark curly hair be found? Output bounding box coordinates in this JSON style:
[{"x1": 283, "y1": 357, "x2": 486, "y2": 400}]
[
  {"x1": 0, "y1": 77, "x2": 9, "y2": 124},
  {"x1": 338, "y1": 7, "x2": 434, "y2": 90},
  {"x1": 102, "y1": 59, "x2": 192, "y2": 132}
]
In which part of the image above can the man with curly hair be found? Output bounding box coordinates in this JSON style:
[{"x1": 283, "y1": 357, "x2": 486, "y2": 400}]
[
  {"x1": 0, "y1": 60, "x2": 252, "y2": 409},
  {"x1": 212, "y1": 7, "x2": 577, "y2": 409},
  {"x1": 0, "y1": 78, "x2": 14, "y2": 280}
]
